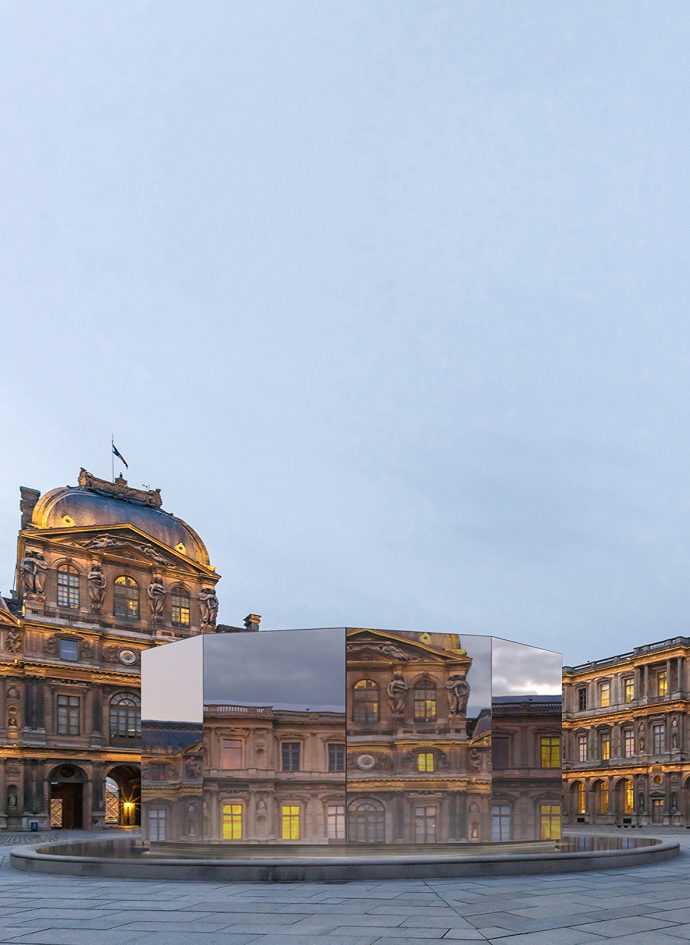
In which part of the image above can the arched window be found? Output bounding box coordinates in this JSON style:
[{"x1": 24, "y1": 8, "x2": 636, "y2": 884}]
[
  {"x1": 576, "y1": 781, "x2": 586, "y2": 815},
  {"x1": 114, "y1": 576, "x2": 139, "y2": 620},
  {"x1": 353, "y1": 679, "x2": 379, "y2": 723},
  {"x1": 57, "y1": 564, "x2": 80, "y2": 609},
  {"x1": 348, "y1": 798, "x2": 385, "y2": 843},
  {"x1": 413, "y1": 677, "x2": 437, "y2": 722},
  {"x1": 110, "y1": 692, "x2": 141, "y2": 739},
  {"x1": 171, "y1": 586, "x2": 191, "y2": 628},
  {"x1": 623, "y1": 779, "x2": 634, "y2": 814}
]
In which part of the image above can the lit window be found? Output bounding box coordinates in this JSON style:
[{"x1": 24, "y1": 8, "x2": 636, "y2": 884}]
[
  {"x1": 657, "y1": 671, "x2": 668, "y2": 697},
  {"x1": 171, "y1": 587, "x2": 191, "y2": 628},
  {"x1": 599, "y1": 781, "x2": 609, "y2": 814},
  {"x1": 540, "y1": 736, "x2": 561, "y2": 768},
  {"x1": 327, "y1": 803, "x2": 345, "y2": 839},
  {"x1": 599, "y1": 682, "x2": 610, "y2": 708},
  {"x1": 327, "y1": 743, "x2": 345, "y2": 772},
  {"x1": 56, "y1": 694, "x2": 80, "y2": 735},
  {"x1": 414, "y1": 805, "x2": 437, "y2": 843},
  {"x1": 623, "y1": 780, "x2": 634, "y2": 814},
  {"x1": 624, "y1": 678, "x2": 635, "y2": 703},
  {"x1": 417, "y1": 751, "x2": 434, "y2": 772},
  {"x1": 59, "y1": 638, "x2": 79, "y2": 662},
  {"x1": 652, "y1": 723, "x2": 665, "y2": 754},
  {"x1": 599, "y1": 732, "x2": 611, "y2": 761},
  {"x1": 413, "y1": 679, "x2": 437, "y2": 722},
  {"x1": 353, "y1": 679, "x2": 379, "y2": 723},
  {"x1": 57, "y1": 564, "x2": 80, "y2": 609},
  {"x1": 623, "y1": 728, "x2": 635, "y2": 758},
  {"x1": 221, "y1": 739, "x2": 242, "y2": 770},
  {"x1": 114, "y1": 576, "x2": 139, "y2": 620},
  {"x1": 281, "y1": 804, "x2": 300, "y2": 840},
  {"x1": 576, "y1": 782, "x2": 586, "y2": 815},
  {"x1": 491, "y1": 804, "x2": 511, "y2": 841},
  {"x1": 577, "y1": 688, "x2": 587, "y2": 711},
  {"x1": 222, "y1": 803, "x2": 243, "y2": 840},
  {"x1": 540, "y1": 803, "x2": 562, "y2": 840},
  {"x1": 577, "y1": 734, "x2": 588, "y2": 762},
  {"x1": 282, "y1": 742, "x2": 301, "y2": 772},
  {"x1": 109, "y1": 692, "x2": 141, "y2": 738}
]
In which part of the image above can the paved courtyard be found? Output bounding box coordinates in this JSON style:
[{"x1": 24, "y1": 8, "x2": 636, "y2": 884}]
[{"x1": 2, "y1": 829, "x2": 690, "y2": 945}]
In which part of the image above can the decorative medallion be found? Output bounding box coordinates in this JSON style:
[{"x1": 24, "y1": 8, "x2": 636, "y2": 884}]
[
  {"x1": 355, "y1": 753, "x2": 376, "y2": 770},
  {"x1": 119, "y1": 649, "x2": 137, "y2": 666}
]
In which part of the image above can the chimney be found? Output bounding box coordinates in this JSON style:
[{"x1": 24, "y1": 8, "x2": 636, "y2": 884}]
[
  {"x1": 244, "y1": 613, "x2": 261, "y2": 632},
  {"x1": 19, "y1": 487, "x2": 40, "y2": 529}
]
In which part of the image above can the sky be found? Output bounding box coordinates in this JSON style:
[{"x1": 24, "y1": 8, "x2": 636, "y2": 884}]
[{"x1": 1, "y1": 2, "x2": 689, "y2": 665}]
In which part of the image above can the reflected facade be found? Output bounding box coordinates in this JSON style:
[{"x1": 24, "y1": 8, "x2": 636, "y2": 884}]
[{"x1": 142, "y1": 629, "x2": 561, "y2": 846}]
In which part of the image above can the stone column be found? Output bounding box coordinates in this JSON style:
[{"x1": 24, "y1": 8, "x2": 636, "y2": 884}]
[{"x1": 666, "y1": 659, "x2": 672, "y2": 696}]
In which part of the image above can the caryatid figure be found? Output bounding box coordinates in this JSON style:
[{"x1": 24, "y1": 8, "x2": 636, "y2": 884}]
[
  {"x1": 87, "y1": 562, "x2": 107, "y2": 613},
  {"x1": 20, "y1": 551, "x2": 47, "y2": 596},
  {"x1": 446, "y1": 673, "x2": 470, "y2": 717},
  {"x1": 387, "y1": 673, "x2": 408, "y2": 716},
  {"x1": 199, "y1": 586, "x2": 219, "y2": 628},
  {"x1": 147, "y1": 575, "x2": 166, "y2": 619}
]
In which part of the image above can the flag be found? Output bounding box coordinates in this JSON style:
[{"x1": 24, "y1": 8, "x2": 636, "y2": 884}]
[{"x1": 112, "y1": 443, "x2": 129, "y2": 469}]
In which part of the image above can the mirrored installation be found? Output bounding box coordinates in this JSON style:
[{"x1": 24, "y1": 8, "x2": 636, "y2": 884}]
[{"x1": 142, "y1": 629, "x2": 561, "y2": 847}]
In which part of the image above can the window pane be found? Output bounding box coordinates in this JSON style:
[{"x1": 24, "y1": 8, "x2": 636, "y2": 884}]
[
  {"x1": 281, "y1": 804, "x2": 300, "y2": 840},
  {"x1": 222, "y1": 803, "x2": 243, "y2": 839},
  {"x1": 327, "y1": 804, "x2": 345, "y2": 840},
  {"x1": 221, "y1": 739, "x2": 242, "y2": 769},
  {"x1": 282, "y1": 742, "x2": 301, "y2": 771},
  {"x1": 328, "y1": 743, "x2": 345, "y2": 772},
  {"x1": 59, "y1": 639, "x2": 78, "y2": 661},
  {"x1": 540, "y1": 736, "x2": 561, "y2": 768}
]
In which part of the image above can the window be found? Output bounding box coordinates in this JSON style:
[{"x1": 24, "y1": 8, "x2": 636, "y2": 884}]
[
  {"x1": 57, "y1": 564, "x2": 79, "y2": 609},
  {"x1": 652, "y1": 798, "x2": 664, "y2": 824},
  {"x1": 414, "y1": 805, "x2": 437, "y2": 843},
  {"x1": 540, "y1": 736, "x2": 561, "y2": 768},
  {"x1": 578, "y1": 734, "x2": 588, "y2": 762},
  {"x1": 114, "y1": 576, "x2": 139, "y2": 620},
  {"x1": 221, "y1": 739, "x2": 242, "y2": 770},
  {"x1": 353, "y1": 679, "x2": 379, "y2": 723},
  {"x1": 281, "y1": 804, "x2": 300, "y2": 840},
  {"x1": 282, "y1": 742, "x2": 301, "y2": 772},
  {"x1": 624, "y1": 678, "x2": 635, "y2": 703},
  {"x1": 599, "y1": 731, "x2": 611, "y2": 761},
  {"x1": 109, "y1": 693, "x2": 141, "y2": 738},
  {"x1": 657, "y1": 671, "x2": 668, "y2": 698},
  {"x1": 413, "y1": 678, "x2": 437, "y2": 722},
  {"x1": 171, "y1": 587, "x2": 191, "y2": 628},
  {"x1": 599, "y1": 781, "x2": 609, "y2": 814},
  {"x1": 148, "y1": 764, "x2": 166, "y2": 782},
  {"x1": 576, "y1": 782, "x2": 585, "y2": 815},
  {"x1": 623, "y1": 780, "x2": 634, "y2": 814},
  {"x1": 417, "y1": 751, "x2": 434, "y2": 773},
  {"x1": 222, "y1": 803, "x2": 243, "y2": 839},
  {"x1": 623, "y1": 728, "x2": 635, "y2": 758},
  {"x1": 59, "y1": 638, "x2": 79, "y2": 662},
  {"x1": 327, "y1": 803, "x2": 345, "y2": 840},
  {"x1": 652, "y1": 723, "x2": 665, "y2": 754},
  {"x1": 491, "y1": 804, "x2": 511, "y2": 841},
  {"x1": 599, "y1": 681, "x2": 610, "y2": 708},
  {"x1": 328, "y1": 743, "x2": 345, "y2": 772},
  {"x1": 56, "y1": 694, "x2": 80, "y2": 735},
  {"x1": 493, "y1": 736, "x2": 510, "y2": 769},
  {"x1": 148, "y1": 808, "x2": 167, "y2": 841},
  {"x1": 577, "y1": 688, "x2": 587, "y2": 711},
  {"x1": 348, "y1": 798, "x2": 385, "y2": 843},
  {"x1": 540, "y1": 804, "x2": 562, "y2": 840}
]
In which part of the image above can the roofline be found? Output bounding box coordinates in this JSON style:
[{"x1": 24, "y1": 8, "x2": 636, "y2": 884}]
[{"x1": 563, "y1": 635, "x2": 690, "y2": 676}]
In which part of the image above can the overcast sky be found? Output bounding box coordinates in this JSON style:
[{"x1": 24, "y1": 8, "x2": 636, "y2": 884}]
[{"x1": 1, "y1": 3, "x2": 689, "y2": 665}]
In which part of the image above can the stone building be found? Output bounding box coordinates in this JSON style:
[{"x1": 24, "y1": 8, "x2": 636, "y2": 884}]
[
  {"x1": 562, "y1": 637, "x2": 690, "y2": 826},
  {"x1": 345, "y1": 627, "x2": 492, "y2": 844},
  {"x1": 0, "y1": 468, "x2": 221, "y2": 830}
]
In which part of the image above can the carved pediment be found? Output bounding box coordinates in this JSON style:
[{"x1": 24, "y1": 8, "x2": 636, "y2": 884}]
[
  {"x1": 346, "y1": 637, "x2": 422, "y2": 664},
  {"x1": 346, "y1": 628, "x2": 471, "y2": 666}
]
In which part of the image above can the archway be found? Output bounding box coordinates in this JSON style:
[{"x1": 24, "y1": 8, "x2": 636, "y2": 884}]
[
  {"x1": 48, "y1": 764, "x2": 87, "y2": 829},
  {"x1": 106, "y1": 764, "x2": 141, "y2": 826}
]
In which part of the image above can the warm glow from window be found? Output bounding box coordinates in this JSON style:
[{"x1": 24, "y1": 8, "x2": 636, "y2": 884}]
[
  {"x1": 599, "y1": 682, "x2": 610, "y2": 707},
  {"x1": 540, "y1": 736, "x2": 561, "y2": 768},
  {"x1": 600, "y1": 733, "x2": 610, "y2": 760},
  {"x1": 624, "y1": 678, "x2": 635, "y2": 702},
  {"x1": 171, "y1": 587, "x2": 191, "y2": 627},
  {"x1": 417, "y1": 752, "x2": 434, "y2": 772},
  {"x1": 658, "y1": 671, "x2": 668, "y2": 697},
  {"x1": 624, "y1": 780, "x2": 634, "y2": 814},
  {"x1": 540, "y1": 804, "x2": 561, "y2": 839},
  {"x1": 577, "y1": 782, "x2": 585, "y2": 814},
  {"x1": 413, "y1": 680, "x2": 437, "y2": 722},
  {"x1": 353, "y1": 679, "x2": 379, "y2": 722},
  {"x1": 599, "y1": 782, "x2": 609, "y2": 814},
  {"x1": 281, "y1": 804, "x2": 300, "y2": 840},
  {"x1": 222, "y1": 803, "x2": 243, "y2": 840}
]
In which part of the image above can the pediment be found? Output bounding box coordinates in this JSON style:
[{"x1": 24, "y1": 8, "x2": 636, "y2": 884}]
[
  {"x1": 346, "y1": 627, "x2": 468, "y2": 664},
  {"x1": 26, "y1": 524, "x2": 216, "y2": 576}
]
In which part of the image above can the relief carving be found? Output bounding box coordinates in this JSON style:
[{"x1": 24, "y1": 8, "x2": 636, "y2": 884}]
[
  {"x1": 7, "y1": 705, "x2": 18, "y2": 728},
  {"x1": 87, "y1": 562, "x2": 106, "y2": 613},
  {"x1": 20, "y1": 550, "x2": 47, "y2": 597},
  {"x1": 446, "y1": 674, "x2": 470, "y2": 717},
  {"x1": 199, "y1": 587, "x2": 219, "y2": 629},
  {"x1": 44, "y1": 634, "x2": 59, "y2": 656},
  {"x1": 6, "y1": 627, "x2": 22, "y2": 653},
  {"x1": 387, "y1": 673, "x2": 408, "y2": 716},
  {"x1": 148, "y1": 576, "x2": 166, "y2": 620}
]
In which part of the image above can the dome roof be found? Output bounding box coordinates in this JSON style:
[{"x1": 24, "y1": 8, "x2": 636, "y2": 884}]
[{"x1": 31, "y1": 470, "x2": 210, "y2": 566}]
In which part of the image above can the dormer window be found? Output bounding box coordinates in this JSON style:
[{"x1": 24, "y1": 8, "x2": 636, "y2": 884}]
[
  {"x1": 113, "y1": 576, "x2": 139, "y2": 620},
  {"x1": 57, "y1": 564, "x2": 79, "y2": 609},
  {"x1": 171, "y1": 587, "x2": 191, "y2": 628}
]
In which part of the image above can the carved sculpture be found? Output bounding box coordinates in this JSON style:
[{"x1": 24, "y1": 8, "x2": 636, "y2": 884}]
[
  {"x1": 87, "y1": 562, "x2": 106, "y2": 613},
  {"x1": 7, "y1": 705, "x2": 18, "y2": 728},
  {"x1": 7, "y1": 785, "x2": 17, "y2": 809},
  {"x1": 377, "y1": 642, "x2": 409, "y2": 661},
  {"x1": 199, "y1": 587, "x2": 219, "y2": 628},
  {"x1": 185, "y1": 756, "x2": 202, "y2": 778},
  {"x1": 6, "y1": 627, "x2": 22, "y2": 653},
  {"x1": 44, "y1": 635, "x2": 59, "y2": 655},
  {"x1": 446, "y1": 674, "x2": 470, "y2": 717},
  {"x1": 20, "y1": 550, "x2": 47, "y2": 596},
  {"x1": 387, "y1": 673, "x2": 408, "y2": 716},
  {"x1": 672, "y1": 717, "x2": 679, "y2": 749},
  {"x1": 147, "y1": 576, "x2": 166, "y2": 619},
  {"x1": 638, "y1": 722, "x2": 645, "y2": 753}
]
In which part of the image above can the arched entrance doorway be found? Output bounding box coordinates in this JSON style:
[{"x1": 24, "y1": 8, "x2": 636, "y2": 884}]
[
  {"x1": 48, "y1": 764, "x2": 86, "y2": 829},
  {"x1": 105, "y1": 764, "x2": 141, "y2": 826}
]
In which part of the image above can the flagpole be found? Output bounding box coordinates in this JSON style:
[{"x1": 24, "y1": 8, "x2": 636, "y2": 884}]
[{"x1": 111, "y1": 434, "x2": 114, "y2": 482}]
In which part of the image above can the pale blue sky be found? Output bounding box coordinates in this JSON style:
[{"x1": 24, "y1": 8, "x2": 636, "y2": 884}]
[{"x1": 1, "y1": 2, "x2": 689, "y2": 663}]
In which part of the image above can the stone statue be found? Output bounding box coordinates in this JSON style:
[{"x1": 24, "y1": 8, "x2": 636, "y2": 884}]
[
  {"x1": 20, "y1": 551, "x2": 47, "y2": 596},
  {"x1": 6, "y1": 627, "x2": 22, "y2": 653},
  {"x1": 199, "y1": 587, "x2": 219, "y2": 628},
  {"x1": 7, "y1": 786, "x2": 17, "y2": 810},
  {"x1": 185, "y1": 756, "x2": 202, "y2": 778},
  {"x1": 638, "y1": 723, "x2": 645, "y2": 753},
  {"x1": 377, "y1": 642, "x2": 408, "y2": 661},
  {"x1": 147, "y1": 576, "x2": 166, "y2": 619},
  {"x1": 386, "y1": 673, "x2": 408, "y2": 716},
  {"x1": 446, "y1": 674, "x2": 470, "y2": 717},
  {"x1": 7, "y1": 705, "x2": 17, "y2": 728},
  {"x1": 87, "y1": 562, "x2": 106, "y2": 613},
  {"x1": 672, "y1": 717, "x2": 679, "y2": 750}
]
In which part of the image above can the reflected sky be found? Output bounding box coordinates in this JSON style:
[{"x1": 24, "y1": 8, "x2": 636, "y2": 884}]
[
  {"x1": 142, "y1": 635, "x2": 204, "y2": 722},
  {"x1": 204, "y1": 627, "x2": 345, "y2": 709},
  {"x1": 492, "y1": 637, "x2": 562, "y2": 696}
]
